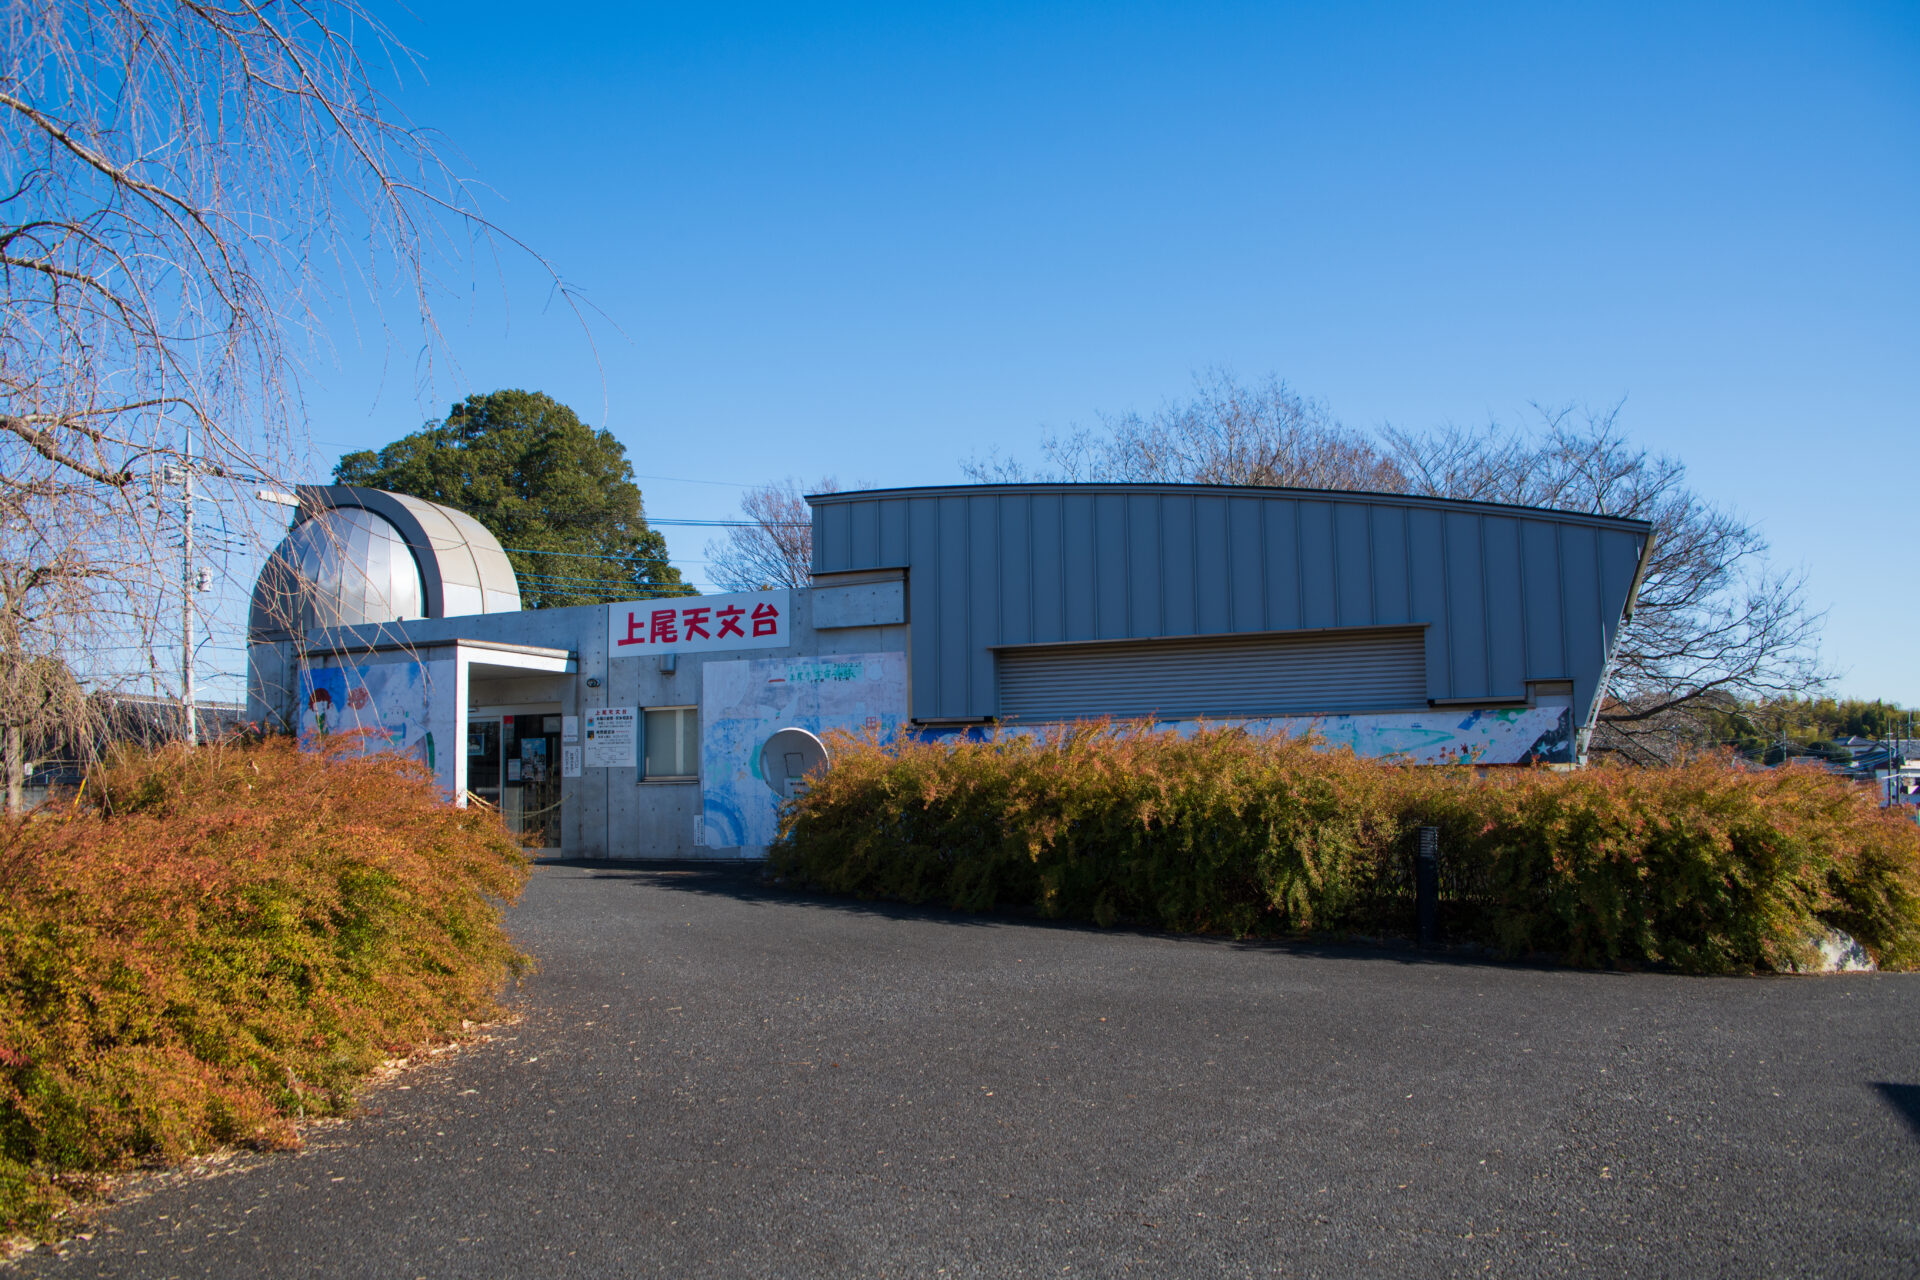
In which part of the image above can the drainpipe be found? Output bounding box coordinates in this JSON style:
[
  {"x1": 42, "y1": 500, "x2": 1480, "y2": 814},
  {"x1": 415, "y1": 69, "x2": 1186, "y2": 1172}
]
[{"x1": 1578, "y1": 620, "x2": 1624, "y2": 766}]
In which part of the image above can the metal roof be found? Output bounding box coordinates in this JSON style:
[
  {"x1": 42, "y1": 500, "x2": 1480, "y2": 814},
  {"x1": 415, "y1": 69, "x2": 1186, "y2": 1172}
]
[
  {"x1": 248, "y1": 485, "x2": 522, "y2": 642},
  {"x1": 809, "y1": 483, "x2": 1654, "y2": 726}
]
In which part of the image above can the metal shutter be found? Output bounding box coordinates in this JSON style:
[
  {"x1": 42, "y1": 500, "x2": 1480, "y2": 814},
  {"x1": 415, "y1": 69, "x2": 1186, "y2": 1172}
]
[{"x1": 996, "y1": 628, "x2": 1428, "y2": 722}]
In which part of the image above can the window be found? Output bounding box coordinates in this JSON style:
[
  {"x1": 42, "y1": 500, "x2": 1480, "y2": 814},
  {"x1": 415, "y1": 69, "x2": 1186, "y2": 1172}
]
[{"x1": 644, "y1": 707, "x2": 699, "y2": 779}]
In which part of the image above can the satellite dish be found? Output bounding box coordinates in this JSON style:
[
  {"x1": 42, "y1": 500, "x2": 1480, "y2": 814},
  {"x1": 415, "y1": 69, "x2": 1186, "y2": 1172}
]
[{"x1": 760, "y1": 727, "x2": 830, "y2": 798}]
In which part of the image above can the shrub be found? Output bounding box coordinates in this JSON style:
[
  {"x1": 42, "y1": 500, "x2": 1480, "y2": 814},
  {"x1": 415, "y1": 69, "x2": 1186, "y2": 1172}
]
[
  {"x1": 774, "y1": 724, "x2": 1920, "y2": 974},
  {"x1": 0, "y1": 736, "x2": 530, "y2": 1238},
  {"x1": 1397, "y1": 757, "x2": 1920, "y2": 971}
]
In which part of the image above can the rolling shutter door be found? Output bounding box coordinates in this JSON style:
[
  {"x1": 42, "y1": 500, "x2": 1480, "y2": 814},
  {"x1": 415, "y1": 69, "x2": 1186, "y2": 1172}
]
[{"x1": 996, "y1": 628, "x2": 1428, "y2": 722}]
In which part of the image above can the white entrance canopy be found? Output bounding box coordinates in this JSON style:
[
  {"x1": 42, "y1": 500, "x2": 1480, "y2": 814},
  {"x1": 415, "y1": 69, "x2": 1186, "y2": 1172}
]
[{"x1": 446, "y1": 640, "x2": 574, "y2": 807}]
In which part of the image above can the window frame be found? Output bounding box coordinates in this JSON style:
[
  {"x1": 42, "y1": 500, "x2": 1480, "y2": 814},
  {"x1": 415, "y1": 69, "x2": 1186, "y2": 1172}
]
[{"x1": 641, "y1": 705, "x2": 700, "y2": 782}]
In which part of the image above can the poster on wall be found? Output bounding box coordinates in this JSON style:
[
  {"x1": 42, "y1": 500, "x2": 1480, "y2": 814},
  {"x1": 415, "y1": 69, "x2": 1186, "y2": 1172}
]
[
  {"x1": 582, "y1": 706, "x2": 637, "y2": 768},
  {"x1": 562, "y1": 745, "x2": 583, "y2": 778},
  {"x1": 609, "y1": 588, "x2": 790, "y2": 657},
  {"x1": 522, "y1": 737, "x2": 548, "y2": 782},
  {"x1": 699, "y1": 651, "x2": 908, "y2": 854},
  {"x1": 296, "y1": 660, "x2": 435, "y2": 770}
]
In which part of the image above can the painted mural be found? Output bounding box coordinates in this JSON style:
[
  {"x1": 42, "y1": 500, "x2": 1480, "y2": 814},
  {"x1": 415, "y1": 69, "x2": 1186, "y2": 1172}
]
[
  {"x1": 296, "y1": 660, "x2": 436, "y2": 770},
  {"x1": 917, "y1": 705, "x2": 1574, "y2": 765},
  {"x1": 700, "y1": 651, "x2": 908, "y2": 853},
  {"x1": 1191, "y1": 705, "x2": 1573, "y2": 765}
]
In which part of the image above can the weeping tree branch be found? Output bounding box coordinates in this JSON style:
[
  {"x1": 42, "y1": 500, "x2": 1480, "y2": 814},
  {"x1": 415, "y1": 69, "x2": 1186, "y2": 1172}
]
[{"x1": 0, "y1": 0, "x2": 584, "y2": 804}]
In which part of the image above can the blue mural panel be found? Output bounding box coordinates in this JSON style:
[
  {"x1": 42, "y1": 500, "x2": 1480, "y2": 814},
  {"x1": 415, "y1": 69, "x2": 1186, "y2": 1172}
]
[
  {"x1": 700, "y1": 651, "x2": 909, "y2": 852},
  {"x1": 296, "y1": 659, "x2": 436, "y2": 770}
]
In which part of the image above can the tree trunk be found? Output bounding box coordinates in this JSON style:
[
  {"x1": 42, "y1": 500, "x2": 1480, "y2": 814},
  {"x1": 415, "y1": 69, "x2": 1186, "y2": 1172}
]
[{"x1": 4, "y1": 724, "x2": 22, "y2": 816}]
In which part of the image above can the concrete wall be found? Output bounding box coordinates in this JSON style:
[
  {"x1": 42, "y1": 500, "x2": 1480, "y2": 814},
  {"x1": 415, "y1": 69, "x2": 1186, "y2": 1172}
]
[
  {"x1": 247, "y1": 639, "x2": 297, "y2": 732},
  {"x1": 577, "y1": 579, "x2": 909, "y2": 858},
  {"x1": 268, "y1": 572, "x2": 911, "y2": 861}
]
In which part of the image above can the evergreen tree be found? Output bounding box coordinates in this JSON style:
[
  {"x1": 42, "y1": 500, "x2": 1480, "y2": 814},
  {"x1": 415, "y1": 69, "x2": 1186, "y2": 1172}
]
[{"x1": 335, "y1": 390, "x2": 692, "y2": 608}]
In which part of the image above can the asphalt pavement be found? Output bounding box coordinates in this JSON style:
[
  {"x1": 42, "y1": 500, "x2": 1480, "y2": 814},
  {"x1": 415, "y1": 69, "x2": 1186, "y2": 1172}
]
[{"x1": 17, "y1": 861, "x2": 1920, "y2": 1279}]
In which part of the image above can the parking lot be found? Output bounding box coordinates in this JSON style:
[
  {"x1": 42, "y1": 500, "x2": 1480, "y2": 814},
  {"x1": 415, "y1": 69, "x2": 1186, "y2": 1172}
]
[{"x1": 22, "y1": 861, "x2": 1920, "y2": 1279}]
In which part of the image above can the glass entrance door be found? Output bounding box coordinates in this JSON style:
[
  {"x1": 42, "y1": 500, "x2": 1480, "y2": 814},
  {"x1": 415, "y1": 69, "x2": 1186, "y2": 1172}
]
[
  {"x1": 513, "y1": 719, "x2": 562, "y2": 851},
  {"x1": 467, "y1": 711, "x2": 562, "y2": 852},
  {"x1": 466, "y1": 717, "x2": 502, "y2": 809}
]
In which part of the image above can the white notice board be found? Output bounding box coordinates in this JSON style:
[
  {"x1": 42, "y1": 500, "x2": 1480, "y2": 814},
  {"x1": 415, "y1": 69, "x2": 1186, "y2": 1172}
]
[{"x1": 582, "y1": 706, "x2": 636, "y2": 768}]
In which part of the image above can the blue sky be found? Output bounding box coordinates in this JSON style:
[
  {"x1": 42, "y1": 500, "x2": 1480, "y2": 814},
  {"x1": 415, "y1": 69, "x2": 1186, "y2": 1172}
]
[{"x1": 297, "y1": 0, "x2": 1918, "y2": 704}]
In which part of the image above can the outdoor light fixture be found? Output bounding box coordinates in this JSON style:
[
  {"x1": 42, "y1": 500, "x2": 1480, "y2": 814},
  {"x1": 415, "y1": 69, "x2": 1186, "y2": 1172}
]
[{"x1": 585, "y1": 677, "x2": 601, "y2": 688}]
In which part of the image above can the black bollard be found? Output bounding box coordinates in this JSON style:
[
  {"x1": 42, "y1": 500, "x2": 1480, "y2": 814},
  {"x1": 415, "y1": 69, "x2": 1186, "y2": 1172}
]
[{"x1": 1416, "y1": 826, "x2": 1440, "y2": 948}]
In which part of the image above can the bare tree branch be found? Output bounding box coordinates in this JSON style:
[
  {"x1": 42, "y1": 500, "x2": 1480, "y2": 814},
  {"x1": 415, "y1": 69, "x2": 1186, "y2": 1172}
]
[
  {"x1": 0, "y1": 0, "x2": 583, "y2": 801},
  {"x1": 706, "y1": 478, "x2": 838, "y2": 591},
  {"x1": 967, "y1": 370, "x2": 1403, "y2": 492}
]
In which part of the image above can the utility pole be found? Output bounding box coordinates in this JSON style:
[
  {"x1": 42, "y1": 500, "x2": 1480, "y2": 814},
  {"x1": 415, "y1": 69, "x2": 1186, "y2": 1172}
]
[{"x1": 181, "y1": 426, "x2": 197, "y2": 748}]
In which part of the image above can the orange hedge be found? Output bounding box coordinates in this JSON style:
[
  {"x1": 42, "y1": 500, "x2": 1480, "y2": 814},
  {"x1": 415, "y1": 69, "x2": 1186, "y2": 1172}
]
[
  {"x1": 774, "y1": 723, "x2": 1920, "y2": 973},
  {"x1": 0, "y1": 737, "x2": 530, "y2": 1237}
]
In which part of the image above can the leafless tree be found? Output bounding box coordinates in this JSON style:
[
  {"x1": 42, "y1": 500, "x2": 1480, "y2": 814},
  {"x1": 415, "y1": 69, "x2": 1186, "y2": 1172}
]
[
  {"x1": 706, "y1": 478, "x2": 839, "y2": 591},
  {"x1": 965, "y1": 371, "x2": 1404, "y2": 491},
  {"x1": 1, "y1": 0, "x2": 571, "y2": 807},
  {"x1": 1386, "y1": 407, "x2": 1825, "y2": 758},
  {"x1": 0, "y1": 552, "x2": 94, "y2": 811},
  {"x1": 970, "y1": 373, "x2": 1826, "y2": 760}
]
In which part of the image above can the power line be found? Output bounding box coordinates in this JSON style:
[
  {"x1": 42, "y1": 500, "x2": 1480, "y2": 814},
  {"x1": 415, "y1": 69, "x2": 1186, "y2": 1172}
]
[
  {"x1": 646, "y1": 518, "x2": 808, "y2": 528},
  {"x1": 513, "y1": 570, "x2": 701, "y2": 590},
  {"x1": 630, "y1": 472, "x2": 755, "y2": 488},
  {"x1": 502, "y1": 546, "x2": 704, "y2": 569},
  {"x1": 518, "y1": 576, "x2": 690, "y2": 592}
]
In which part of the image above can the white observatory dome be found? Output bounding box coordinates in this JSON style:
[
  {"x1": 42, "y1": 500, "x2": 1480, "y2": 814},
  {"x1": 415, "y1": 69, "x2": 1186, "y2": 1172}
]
[
  {"x1": 249, "y1": 487, "x2": 521, "y2": 640},
  {"x1": 270, "y1": 506, "x2": 425, "y2": 632}
]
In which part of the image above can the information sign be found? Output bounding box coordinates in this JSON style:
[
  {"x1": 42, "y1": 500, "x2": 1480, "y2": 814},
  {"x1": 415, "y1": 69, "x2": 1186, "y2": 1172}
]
[{"x1": 582, "y1": 706, "x2": 637, "y2": 769}]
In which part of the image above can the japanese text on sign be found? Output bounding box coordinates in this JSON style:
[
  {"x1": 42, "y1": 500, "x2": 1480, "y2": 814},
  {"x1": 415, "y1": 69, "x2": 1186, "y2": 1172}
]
[
  {"x1": 608, "y1": 588, "x2": 790, "y2": 657},
  {"x1": 582, "y1": 706, "x2": 636, "y2": 769}
]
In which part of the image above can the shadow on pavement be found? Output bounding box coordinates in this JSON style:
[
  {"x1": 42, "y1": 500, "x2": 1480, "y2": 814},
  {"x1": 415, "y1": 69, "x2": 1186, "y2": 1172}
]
[
  {"x1": 531, "y1": 857, "x2": 1608, "y2": 977},
  {"x1": 1872, "y1": 1082, "x2": 1920, "y2": 1142}
]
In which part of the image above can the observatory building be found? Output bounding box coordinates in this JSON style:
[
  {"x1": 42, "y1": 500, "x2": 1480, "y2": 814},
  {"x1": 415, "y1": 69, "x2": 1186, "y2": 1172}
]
[{"x1": 247, "y1": 483, "x2": 1651, "y2": 859}]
